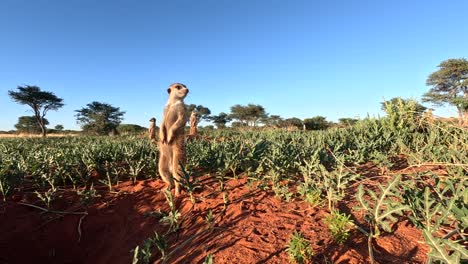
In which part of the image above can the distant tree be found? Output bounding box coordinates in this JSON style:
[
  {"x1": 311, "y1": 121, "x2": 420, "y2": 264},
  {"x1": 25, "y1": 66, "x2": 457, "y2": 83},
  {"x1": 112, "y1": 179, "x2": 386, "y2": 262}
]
[
  {"x1": 381, "y1": 97, "x2": 427, "y2": 116},
  {"x1": 338, "y1": 118, "x2": 358, "y2": 127},
  {"x1": 262, "y1": 115, "x2": 283, "y2": 127},
  {"x1": 8, "y1": 85, "x2": 64, "y2": 137},
  {"x1": 54, "y1": 124, "x2": 64, "y2": 131},
  {"x1": 303, "y1": 116, "x2": 330, "y2": 130},
  {"x1": 186, "y1": 104, "x2": 211, "y2": 121},
  {"x1": 75, "y1": 101, "x2": 125, "y2": 135},
  {"x1": 231, "y1": 121, "x2": 247, "y2": 128},
  {"x1": 422, "y1": 58, "x2": 468, "y2": 125},
  {"x1": 15, "y1": 116, "x2": 49, "y2": 134},
  {"x1": 229, "y1": 104, "x2": 267, "y2": 126},
  {"x1": 208, "y1": 112, "x2": 232, "y2": 129},
  {"x1": 117, "y1": 124, "x2": 147, "y2": 135},
  {"x1": 280, "y1": 117, "x2": 303, "y2": 129}
]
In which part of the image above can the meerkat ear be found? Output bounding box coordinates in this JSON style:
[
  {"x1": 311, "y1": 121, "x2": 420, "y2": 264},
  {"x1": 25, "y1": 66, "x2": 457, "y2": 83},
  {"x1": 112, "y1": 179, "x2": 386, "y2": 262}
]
[{"x1": 167, "y1": 88, "x2": 171, "y2": 94}]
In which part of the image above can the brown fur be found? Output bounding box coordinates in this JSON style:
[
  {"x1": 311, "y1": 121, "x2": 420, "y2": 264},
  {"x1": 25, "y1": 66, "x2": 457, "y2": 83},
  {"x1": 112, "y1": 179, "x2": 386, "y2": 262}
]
[
  {"x1": 189, "y1": 111, "x2": 198, "y2": 136},
  {"x1": 148, "y1": 117, "x2": 157, "y2": 144},
  {"x1": 158, "y1": 83, "x2": 189, "y2": 196}
]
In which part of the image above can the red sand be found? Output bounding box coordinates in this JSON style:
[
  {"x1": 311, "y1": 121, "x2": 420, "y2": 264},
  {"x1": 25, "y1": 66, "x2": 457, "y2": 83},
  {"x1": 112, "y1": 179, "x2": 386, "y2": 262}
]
[{"x1": 0, "y1": 168, "x2": 429, "y2": 264}]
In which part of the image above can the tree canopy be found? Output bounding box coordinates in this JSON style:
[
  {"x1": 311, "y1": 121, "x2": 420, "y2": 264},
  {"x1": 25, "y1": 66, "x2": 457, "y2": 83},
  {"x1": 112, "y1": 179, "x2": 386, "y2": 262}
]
[
  {"x1": 15, "y1": 116, "x2": 49, "y2": 134},
  {"x1": 8, "y1": 85, "x2": 64, "y2": 137},
  {"x1": 423, "y1": 58, "x2": 468, "y2": 124},
  {"x1": 229, "y1": 104, "x2": 267, "y2": 126},
  {"x1": 75, "y1": 101, "x2": 125, "y2": 135},
  {"x1": 187, "y1": 104, "x2": 211, "y2": 121},
  {"x1": 338, "y1": 118, "x2": 358, "y2": 127},
  {"x1": 303, "y1": 116, "x2": 330, "y2": 130},
  {"x1": 262, "y1": 115, "x2": 283, "y2": 127},
  {"x1": 117, "y1": 124, "x2": 147, "y2": 135},
  {"x1": 208, "y1": 112, "x2": 231, "y2": 129},
  {"x1": 280, "y1": 117, "x2": 303, "y2": 129}
]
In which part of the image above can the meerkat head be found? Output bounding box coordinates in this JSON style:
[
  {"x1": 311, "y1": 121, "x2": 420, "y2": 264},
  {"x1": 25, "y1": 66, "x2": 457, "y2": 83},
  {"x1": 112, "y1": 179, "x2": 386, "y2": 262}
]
[
  {"x1": 167, "y1": 83, "x2": 189, "y2": 100},
  {"x1": 149, "y1": 117, "x2": 156, "y2": 123}
]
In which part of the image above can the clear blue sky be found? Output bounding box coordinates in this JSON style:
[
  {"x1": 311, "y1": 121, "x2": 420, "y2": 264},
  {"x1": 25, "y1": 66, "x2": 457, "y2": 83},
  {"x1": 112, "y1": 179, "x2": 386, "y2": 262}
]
[{"x1": 1, "y1": 0, "x2": 467, "y2": 130}]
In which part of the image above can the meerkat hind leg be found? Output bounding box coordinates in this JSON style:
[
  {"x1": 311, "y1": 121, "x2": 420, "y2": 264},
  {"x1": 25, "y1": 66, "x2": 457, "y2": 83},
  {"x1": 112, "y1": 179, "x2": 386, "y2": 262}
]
[
  {"x1": 158, "y1": 145, "x2": 174, "y2": 191},
  {"x1": 172, "y1": 145, "x2": 185, "y2": 197}
]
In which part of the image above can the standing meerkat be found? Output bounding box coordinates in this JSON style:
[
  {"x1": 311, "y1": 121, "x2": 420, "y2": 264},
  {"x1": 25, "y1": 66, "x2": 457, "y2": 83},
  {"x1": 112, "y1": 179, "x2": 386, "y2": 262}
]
[
  {"x1": 159, "y1": 83, "x2": 189, "y2": 196},
  {"x1": 148, "y1": 117, "x2": 157, "y2": 144},
  {"x1": 189, "y1": 110, "x2": 198, "y2": 136}
]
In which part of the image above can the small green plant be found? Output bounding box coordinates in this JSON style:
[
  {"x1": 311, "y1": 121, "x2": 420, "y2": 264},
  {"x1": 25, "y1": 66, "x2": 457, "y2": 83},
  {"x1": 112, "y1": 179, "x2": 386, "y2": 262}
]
[
  {"x1": 131, "y1": 232, "x2": 167, "y2": 264},
  {"x1": 160, "y1": 190, "x2": 181, "y2": 233},
  {"x1": 323, "y1": 210, "x2": 354, "y2": 244},
  {"x1": 203, "y1": 253, "x2": 214, "y2": 264},
  {"x1": 286, "y1": 231, "x2": 314, "y2": 264},
  {"x1": 246, "y1": 178, "x2": 256, "y2": 190},
  {"x1": 35, "y1": 188, "x2": 57, "y2": 208},
  {"x1": 273, "y1": 183, "x2": 293, "y2": 202},
  {"x1": 131, "y1": 240, "x2": 152, "y2": 264},
  {"x1": 77, "y1": 184, "x2": 100, "y2": 205},
  {"x1": 321, "y1": 163, "x2": 358, "y2": 211},
  {"x1": 257, "y1": 178, "x2": 270, "y2": 191},
  {"x1": 355, "y1": 175, "x2": 409, "y2": 264},
  {"x1": 177, "y1": 162, "x2": 201, "y2": 204},
  {"x1": 152, "y1": 232, "x2": 168, "y2": 261},
  {"x1": 297, "y1": 183, "x2": 322, "y2": 207},
  {"x1": 127, "y1": 158, "x2": 146, "y2": 184},
  {"x1": 205, "y1": 209, "x2": 214, "y2": 229}
]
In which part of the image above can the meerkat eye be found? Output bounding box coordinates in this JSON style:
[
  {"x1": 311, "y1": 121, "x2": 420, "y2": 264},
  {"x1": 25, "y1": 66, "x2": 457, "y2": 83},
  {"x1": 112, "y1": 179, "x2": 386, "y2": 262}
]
[{"x1": 175, "y1": 85, "x2": 181, "y2": 90}]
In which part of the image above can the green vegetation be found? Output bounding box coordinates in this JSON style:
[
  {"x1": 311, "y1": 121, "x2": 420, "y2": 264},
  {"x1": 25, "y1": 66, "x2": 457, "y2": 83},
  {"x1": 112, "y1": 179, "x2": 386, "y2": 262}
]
[
  {"x1": 1, "y1": 109, "x2": 465, "y2": 262},
  {"x1": 323, "y1": 210, "x2": 354, "y2": 244},
  {"x1": 286, "y1": 231, "x2": 314, "y2": 264},
  {"x1": 132, "y1": 231, "x2": 167, "y2": 264}
]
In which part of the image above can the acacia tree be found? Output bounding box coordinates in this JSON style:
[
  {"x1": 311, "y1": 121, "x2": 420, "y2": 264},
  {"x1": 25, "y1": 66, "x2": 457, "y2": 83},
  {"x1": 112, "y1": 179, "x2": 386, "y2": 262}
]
[
  {"x1": 208, "y1": 112, "x2": 231, "y2": 129},
  {"x1": 338, "y1": 118, "x2": 358, "y2": 127},
  {"x1": 229, "y1": 104, "x2": 267, "y2": 126},
  {"x1": 262, "y1": 115, "x2": 283, "y2": 127},
  {"x1": 423, "y1": 58, "x2": 468, "y2": 125},
  {"x1": 15, "y1": 116, "x2": 49, "y2": 134},
  {"x1": 303, "y1": 116, "x2": 330, "y2": 130},
  {"x1": 186, "y1": 104, "x2": 211, "y2": 121},
  {"x1": 75, "y1": 101, "x2": 125, "y2": 135},
  {"x1": 8, "y1": 85, "x2": 64, "y2": 137},
  {"x1": 280, "y1": 117, "x2": 303, "y2": 129}
]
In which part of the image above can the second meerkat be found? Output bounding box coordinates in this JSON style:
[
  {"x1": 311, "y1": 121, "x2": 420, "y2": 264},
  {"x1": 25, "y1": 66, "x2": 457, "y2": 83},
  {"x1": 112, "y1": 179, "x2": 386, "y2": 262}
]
[
  {"x1": 189, "y1": 110, "x2": 198, "y2": 136},
  {"x1": 159, "y1": 83, "x2": 189, "y2": 196}
]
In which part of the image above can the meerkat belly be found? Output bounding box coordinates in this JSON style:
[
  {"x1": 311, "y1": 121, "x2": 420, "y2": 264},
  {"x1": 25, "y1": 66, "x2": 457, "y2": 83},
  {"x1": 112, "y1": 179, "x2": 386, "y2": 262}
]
[{"x1": 166, "y1": 106, "x2": 186, "y2": 132}]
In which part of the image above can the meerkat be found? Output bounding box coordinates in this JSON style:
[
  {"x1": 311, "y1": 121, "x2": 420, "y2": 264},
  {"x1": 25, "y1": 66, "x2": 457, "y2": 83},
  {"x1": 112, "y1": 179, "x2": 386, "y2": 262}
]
[
  {"x1": 158, "y1": 83, "x2": 189, "y2": 196},
  {"x1": 189, "y1": 111, "x2": 198, "y2": 136},
  {"x1": 149, "y1": 117, "x2": 157, "y2": 144}
]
